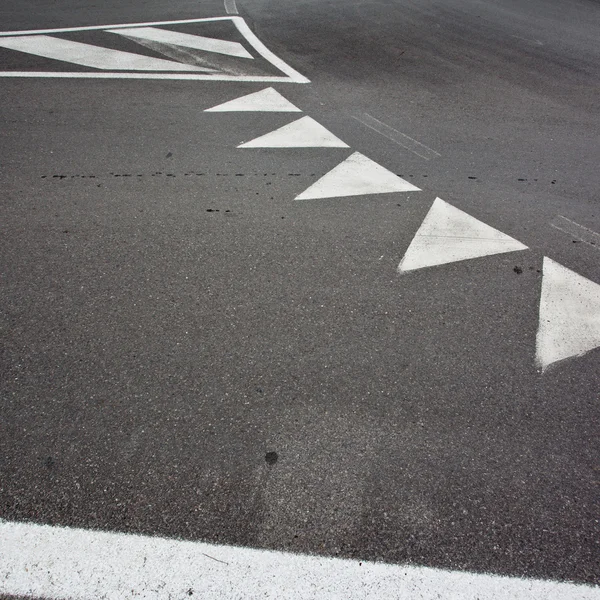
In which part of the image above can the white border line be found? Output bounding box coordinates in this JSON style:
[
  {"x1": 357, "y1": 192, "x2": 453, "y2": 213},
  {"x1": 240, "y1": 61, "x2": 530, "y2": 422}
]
[
  {"x1": 1, "y1": 519, "x2": 599, "y2": 600},
  {"x1": 0, "y1": 16, "x2": 309, "y2": 83}
]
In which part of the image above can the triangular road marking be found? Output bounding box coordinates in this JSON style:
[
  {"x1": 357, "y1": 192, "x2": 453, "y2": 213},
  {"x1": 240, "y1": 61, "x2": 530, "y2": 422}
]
[
  {"x1": 205, "y1": 87, "x2": 301, "y2": 112},
  {"x1": 398, "y1": 197, "x2": 528, "y2": 272},
  {"x1": 107, "y1": 26, "x2": 254, "y2": 59},
  {"x1": 295, "y1": 152, "x2": 420, "y2": 200},
  {"x1": 237, "y1": 116, "x2": 348, "y2": 148},
  {"x1": 0, "y1": 34, "x2": 206, "y2": 71},
  {"x1": 536, "y1": 257, "x2": 600, "y2": 371}
]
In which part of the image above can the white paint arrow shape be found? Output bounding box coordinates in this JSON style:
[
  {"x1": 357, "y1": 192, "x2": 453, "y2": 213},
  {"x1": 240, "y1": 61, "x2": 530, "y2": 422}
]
[
  {"x1": 398, "y1": 197, "x2": 528, "y2": 272},
  {"x1": 238, "y1": 116, "x2": 348, "y2": 148},
  {"x1": 107, "y1": 27, "x2": 254, "y2": 59},
  {"x1": 536, "y1": 257, "x2": 600, "y2": 371},
  {"x1": 205, "y1": 87, "x2": 301, "y2": 112},
  {"x1": 295, "y1": 152, "x2": 420, "y2": 200},
  {"x1": 0, "y1": 35, "x2": 207, "y2": 71}
]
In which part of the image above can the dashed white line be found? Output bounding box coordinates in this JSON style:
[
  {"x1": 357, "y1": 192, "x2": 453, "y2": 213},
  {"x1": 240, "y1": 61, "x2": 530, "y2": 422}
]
[{"x1": 1, "y1": 519, "x2": 599, "y2": 600}]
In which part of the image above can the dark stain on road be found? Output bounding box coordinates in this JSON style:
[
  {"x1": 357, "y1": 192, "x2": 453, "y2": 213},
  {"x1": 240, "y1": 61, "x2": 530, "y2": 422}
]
[{"x1": 265, "y1": 452, "x2": 278, "y2": 466}]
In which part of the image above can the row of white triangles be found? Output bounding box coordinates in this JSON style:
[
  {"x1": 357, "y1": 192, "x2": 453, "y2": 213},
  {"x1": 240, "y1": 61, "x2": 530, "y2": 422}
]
[{"x1": 398, "y1": 198, "x2": 528, "y2": 272}]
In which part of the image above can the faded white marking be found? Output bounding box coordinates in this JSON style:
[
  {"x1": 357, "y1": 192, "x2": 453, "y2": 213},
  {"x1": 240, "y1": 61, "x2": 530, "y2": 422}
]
[
  {"x1": 107, "y1": 26, "x2": 253, "y2": 59},
  {"x1": 536, "y1": 257, "x2": 600, "y2": 371},
  {"x1": 1, "y1": 519, "x2": 598, "y2": 600},
  {"x1": 0, "y1": 71, "x2": 302, "y2": 81},
  {"x1": 0, "y1": 17, "x2": 310, "y2": 83},
  {"x1": 238, "y1": 116, "x2": 348, "y2": 148},
  {"x1": 224, "y1": 0, "x2": 239, "y2": 15},
  {"x1": 511, "y1": 34, "x2": 543, "y2": 46},
  {"x1": 296, "y1": 152, "x2": 420, "y2": 200},
  {"x1": 205, "y1": 87, "x2": 301, "y2": 112},
  {"x1": 352, "y1": 113, "x2": 441, "y2": 161},
  {"x1": 399, "y1": 197, "x2": 528, "y2": 272},
  {"x1": 550, "y1": 215, "x2": 600, "y2": 252},
  {"x1": 0, "y1": 35, "x2": 206, "y2": 71}
]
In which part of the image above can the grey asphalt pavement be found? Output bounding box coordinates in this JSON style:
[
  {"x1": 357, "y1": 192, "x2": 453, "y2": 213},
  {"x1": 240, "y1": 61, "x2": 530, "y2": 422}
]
[{"x1": 1, "y1": 0, "x2": 599, "y2": 592}]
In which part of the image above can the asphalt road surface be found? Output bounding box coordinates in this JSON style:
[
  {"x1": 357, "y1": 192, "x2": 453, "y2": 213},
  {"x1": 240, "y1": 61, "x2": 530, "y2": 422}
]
[{"x1": 1, "y1": 0, "x2": 599, "y2": 597}]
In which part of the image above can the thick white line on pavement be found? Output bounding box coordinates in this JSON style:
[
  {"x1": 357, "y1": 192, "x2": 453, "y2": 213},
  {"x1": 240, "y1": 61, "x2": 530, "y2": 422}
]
[
  {"x1": 238, "y1": 116, "x2": 348, "y2": 148},
  {"x1": 399, "y1": 197, "x2": 528, "y2": 272},
  {"x1": 536, "y1": 257, "x2": 600, "y2": 371},
  {"x1": 296, "y1": 152, "x2": 420, "y2": 200},
  {"x1": 231, "y1": 17, "x2": 309, "y2": 83},
  {"x1": 1, "y1": 520, "x2": 599, "y2": 600},
  {"x1": 0, "y1": 71, "x2": 301, "y2": 81},
  {"x1": 205, "y1": 87, "x2": 301, "y2": 112},
  {"x1": 107, "y1": 26, "x2": 253, "y2": 59},
  {"x1": 0, "y1": 35, "x2": 207, "y2": 71},
  {"x1": 0, "y1": 16, "x2": 239, "y2": 36}
]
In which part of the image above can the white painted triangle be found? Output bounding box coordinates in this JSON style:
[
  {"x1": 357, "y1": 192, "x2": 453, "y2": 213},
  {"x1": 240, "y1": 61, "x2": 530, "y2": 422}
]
[
  {"x1": 205, "y1": 87, "x2": 301, "y2": 112},
  {"x1": 0, "y1": 35, "x2": 205, "y2": 71},
  {"x1": 295, "y1": 152, "x2": 420, "y2": 200},
  {"x1": 237, "y1": 116, "x2": 348, "y2": 148},
  {"x1": 107, "y1": 27, "x2": 254, "y2": 60},
  {"x1": 398, "y1": 197, "x2": 528, "y2": 272},
  {"x1": 536, "y1": 257, "x2": 600, "y2": 370}
]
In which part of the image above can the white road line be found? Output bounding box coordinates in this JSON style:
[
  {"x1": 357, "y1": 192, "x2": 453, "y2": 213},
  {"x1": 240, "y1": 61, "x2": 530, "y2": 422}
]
[
  {"x1": 238, "y1": 116, "x2": 348, "y2": 148},
  {"x1": 0, "y1": 71, "x2": 300, "y2": 81},
  {"x1": 296, "y1": 152, "x2": 420, "y2": 200},
  {"x1": 550, "y1": 215, "x2": 600, "y2": 251},
  {"x1": 232, "y1": 17, "x2": 309, "y2": 83},
  {"x1": 399, "y1": 198, "x2": 528, "y2": 272},
  {"x1": 0, "y1": 35, "x2": 207, "y2": 71},
  {"x1": 107, "y1": 26, "x2": 253, "y2": 59},
  {"x1": 224, "y1": 0, "x2": 239, "y2": 15},
  {"x1": 536, "y1": 257, "x2": 600, "y2": 371},
  {"x1": 352, "y1": 113, "x2": 441, "y2": 160},
  {"x1": 0, "y1": 16, "x2": 238, "y2": 37},
  {"x1": 1, "y1": 519, "x2": 599, "y2": 600}
]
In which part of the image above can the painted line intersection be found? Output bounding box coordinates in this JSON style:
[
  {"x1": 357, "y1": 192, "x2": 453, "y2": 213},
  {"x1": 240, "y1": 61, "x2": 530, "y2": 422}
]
[{"x1": 0, "y1": 17, "x2": 310, "y2": 82}]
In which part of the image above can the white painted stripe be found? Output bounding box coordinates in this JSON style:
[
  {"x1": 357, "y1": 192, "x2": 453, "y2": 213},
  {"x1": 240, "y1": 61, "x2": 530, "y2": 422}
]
[
  {"x1": 1, "y1": 519, "x2": 598, "y2": 600},
  {"x1": 399, "y1": 198, "x2": 528, "y2": 272},
  {"x1": 205, "y1": 87, "x2": 301, "y2": 111},
  {"x1": 296, "y1": 152, "x2": 420, "y2": 200},
  {"x1": 0, "y1": 16, "x2": 237, "y2": 37},
  {"x1": 0, "y1": 35, "x2": 205, "y2": 71},
  {"x1": 224, "y1": 0, "x2": 239, "y2": 15},
  {"x1": 231, "y1": 17, "x2": 309, "y2": 83},
  {"x1": 0, "y1": 71, "x2": 301, "y2": 81},
  {"x1": 239, "y1": 116, "x2": 348, "y2": 148},
  {"x1": 536, "y1": 257, "x2": 600, "y2": 371},
  {"x1": 107, "y1": 26, "x2": 253, "y2": 59}
]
